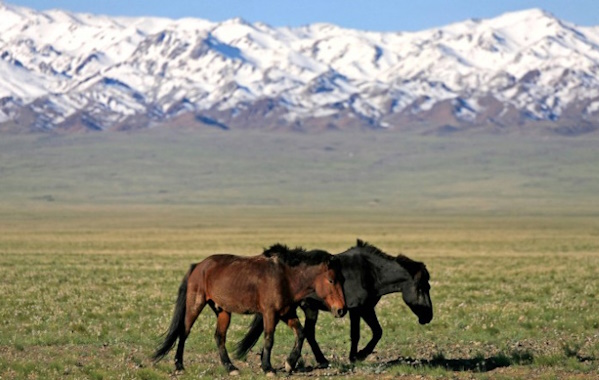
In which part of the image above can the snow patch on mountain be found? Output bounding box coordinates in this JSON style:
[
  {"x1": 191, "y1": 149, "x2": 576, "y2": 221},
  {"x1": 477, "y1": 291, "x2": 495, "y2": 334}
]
[{"x1": 1, "y1": 2, "x2": 599, "y2": 132}]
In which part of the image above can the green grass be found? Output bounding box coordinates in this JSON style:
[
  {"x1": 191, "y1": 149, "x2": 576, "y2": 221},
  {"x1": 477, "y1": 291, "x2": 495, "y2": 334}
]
[
  {"x1": 1, "y1": 209, "x2": 598, "y2": 379},
  {"x1": 1, "y1": 130, "x2": 598, "y2": 378}
]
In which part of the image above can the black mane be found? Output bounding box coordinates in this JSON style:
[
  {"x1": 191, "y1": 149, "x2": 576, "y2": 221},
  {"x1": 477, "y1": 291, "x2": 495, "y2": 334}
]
[
  {"x1": 356, "y1": 239, "x2": 427, "y2": 278},
  {"x1": 263, "y1": 243, "x2": 334, "y2": 267}
]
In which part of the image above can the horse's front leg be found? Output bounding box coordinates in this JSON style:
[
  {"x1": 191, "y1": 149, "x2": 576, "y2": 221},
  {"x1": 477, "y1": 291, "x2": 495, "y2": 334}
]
[
  {"x1": 355, "y1": 306, "x2": 382, "y2": 361},
  {"x1": 261, "y1": 311, "x2": 278, "y2": 376},
  {"x1": 281, "y1": 310, "x2": 304, "y2": 373},
  {"x1": 302, "y1": 306, "x2": 329, "y2": 367},
  {"x1": 348, "y1": 308, "x2": 361, "y2": 362},
  {"x1": 214, "y1": 310, "x2": 239, "y2": 375}
]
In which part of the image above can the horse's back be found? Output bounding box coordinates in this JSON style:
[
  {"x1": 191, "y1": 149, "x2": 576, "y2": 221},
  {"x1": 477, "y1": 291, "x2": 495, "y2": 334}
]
[
  {"x1": 192, "y1": 254, "x2": 273, "y2": 273},
  {"x1": 189, "y1": 254, "x2": 288, "y2": 314}
]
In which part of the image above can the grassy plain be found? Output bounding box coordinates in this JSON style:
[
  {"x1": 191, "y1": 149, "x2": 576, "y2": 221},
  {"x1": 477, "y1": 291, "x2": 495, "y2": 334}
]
[{"x1": 1, "y1": 130, "x2": 598, "y2": 379}]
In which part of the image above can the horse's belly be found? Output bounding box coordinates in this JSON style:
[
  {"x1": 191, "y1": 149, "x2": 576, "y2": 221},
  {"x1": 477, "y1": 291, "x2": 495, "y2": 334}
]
[
  {"x1": 203, "y1": 258, "x2": 287, "y2": 314},
  {"x1": 212, "y1": 297, "x2": 260, "y2": 314},
  {"x1": 207, "y1": 279, "x2": 281, "y2": 315}
]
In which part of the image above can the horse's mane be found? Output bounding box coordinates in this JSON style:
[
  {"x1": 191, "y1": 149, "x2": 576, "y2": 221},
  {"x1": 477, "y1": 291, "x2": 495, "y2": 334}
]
[
  {"x1": 356, "y1": 239, "x2": 427, "y2": 278},
  {"x1": 263, "y1": 243, "x2": 334, "y2": 267}
]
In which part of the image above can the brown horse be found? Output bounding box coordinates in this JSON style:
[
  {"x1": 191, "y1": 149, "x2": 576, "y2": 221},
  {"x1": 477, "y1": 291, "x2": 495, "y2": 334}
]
[{"x1": 152, "y1": 245, "x2": 346, "y2": 375}]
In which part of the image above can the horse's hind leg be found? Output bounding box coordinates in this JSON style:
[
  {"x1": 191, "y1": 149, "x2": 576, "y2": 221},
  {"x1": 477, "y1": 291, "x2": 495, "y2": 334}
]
[
  {"x1": 175, "y1": 292, "x2": 206, "y2": 371},
  {"x1": 260, "y1": 311, "x2": 278, "y2": 375},
  {"x1": 281, "y1": 311, "x2": 304, "y2": 373},
  {"x1": 214, "y1": 310, "x2": 238, "y2": 375}
]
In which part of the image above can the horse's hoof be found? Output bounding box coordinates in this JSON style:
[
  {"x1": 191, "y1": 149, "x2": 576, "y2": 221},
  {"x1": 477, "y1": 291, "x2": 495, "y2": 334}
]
[
  {"x1": 265, "y1": 370, "x2": 276, "y2": 377},
  {"x1": 355, "y1": 350, "x2": 370, "y2": 361},
  {"x1": 315, "y1": 361, "x2": 330, "y2": 369},
  {"x1": 285, "y1": 360, "x2": 293, "y2": 373},
  {"x1": 296, "y1": 357, "x2": 306, "y2": 369},
  {"x1": 229, "y1": 369, "x2": 240, "y2": 376},
  {"x1": 174, "y1": 369, "x2": 185, "y2": 376}
]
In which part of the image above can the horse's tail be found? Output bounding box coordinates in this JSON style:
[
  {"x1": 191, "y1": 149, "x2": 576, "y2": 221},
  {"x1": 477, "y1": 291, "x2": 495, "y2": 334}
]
[
  {"x1": 152, "y1": 264, "x2": 196, "y2": 362},
  {"x1": 234, "y1": 314, "x2": 264, "y2": 360}
]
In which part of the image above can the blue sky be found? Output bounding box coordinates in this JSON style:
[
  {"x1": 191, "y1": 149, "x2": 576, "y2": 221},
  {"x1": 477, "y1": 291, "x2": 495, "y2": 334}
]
[{"x1": 6, "y1": 0, "x2": 599, "y2": 31}]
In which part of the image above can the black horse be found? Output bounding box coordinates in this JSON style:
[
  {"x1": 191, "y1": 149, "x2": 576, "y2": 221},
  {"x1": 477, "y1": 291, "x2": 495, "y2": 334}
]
[{"x1": 234, "y1": 239, "x2": 433, "y2": 366}]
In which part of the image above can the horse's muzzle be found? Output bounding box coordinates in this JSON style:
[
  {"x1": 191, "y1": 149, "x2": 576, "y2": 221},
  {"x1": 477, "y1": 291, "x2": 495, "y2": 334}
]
[
  {"x1": 419, "y1": 316, "x2": 432, "y2": 325},
  {"x1": 333, "y1": 307, "x2": 347, "y2": 318},
  {"x1": 418, "y1": 310, "x2": 433, "y2": 325}
]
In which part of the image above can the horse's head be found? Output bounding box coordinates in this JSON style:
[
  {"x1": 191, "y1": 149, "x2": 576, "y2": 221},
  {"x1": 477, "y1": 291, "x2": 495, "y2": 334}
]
[
  {"x1": 313, "y1": 257, "x2": 347, "y2": 318},
  {"x1": 263, "y1": 244, "x2": 347, "y2": 318},
  {"x1": 355, "y1": 239, "x2": 433, "y2": 324},
  {"x1": 401, "y1": 265, "x2": 433, "y2": 324}
]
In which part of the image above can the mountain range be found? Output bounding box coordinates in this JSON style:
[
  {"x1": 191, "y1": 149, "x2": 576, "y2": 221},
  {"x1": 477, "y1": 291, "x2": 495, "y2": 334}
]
[{"x1": 1, "y1": 2, "x2": 599, "y2": 133}]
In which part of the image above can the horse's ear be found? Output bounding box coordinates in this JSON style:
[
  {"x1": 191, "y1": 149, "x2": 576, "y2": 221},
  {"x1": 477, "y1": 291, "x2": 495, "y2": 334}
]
[
  {"x1": 414, "y1": 270, "x2": 422, "y2": 282},
  {"x1": 357, "y1": 239, "x2": 365, "y2": 247}
]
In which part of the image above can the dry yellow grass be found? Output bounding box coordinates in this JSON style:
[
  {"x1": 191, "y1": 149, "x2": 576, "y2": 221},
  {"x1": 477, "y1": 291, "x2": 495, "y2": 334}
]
[{"x1": 1, "y1": 205, "x2": 598, "y2": 379}]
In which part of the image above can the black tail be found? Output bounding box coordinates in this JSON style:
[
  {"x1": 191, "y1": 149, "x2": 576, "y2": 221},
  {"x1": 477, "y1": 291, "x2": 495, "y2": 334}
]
[
  {"x1": 152, "y1": 265, "x2": 194, "y2": 362},
  {"x1": 234, "y1": 314, "x2": 264, "y2": 360}
]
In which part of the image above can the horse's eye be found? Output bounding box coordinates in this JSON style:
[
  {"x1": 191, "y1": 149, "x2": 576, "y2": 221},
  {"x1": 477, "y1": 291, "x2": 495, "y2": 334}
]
[{"x1": 328, "y1": 278, "x2": 334, "y2": 284}]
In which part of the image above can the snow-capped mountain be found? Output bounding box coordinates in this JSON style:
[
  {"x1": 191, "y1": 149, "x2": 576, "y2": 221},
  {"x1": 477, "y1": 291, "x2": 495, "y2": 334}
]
[{"x1": 1, "y1": 1, "x2": 599, "y2": 132}]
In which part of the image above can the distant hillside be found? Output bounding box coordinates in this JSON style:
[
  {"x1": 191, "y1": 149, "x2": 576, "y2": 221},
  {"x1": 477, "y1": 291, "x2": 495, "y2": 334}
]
[
  {"x1": 1, "y1": 2, "x2": 599, "y2": 133},
  {"x1": 1, "y1": 131, "x2": 598, "y2": 215}
]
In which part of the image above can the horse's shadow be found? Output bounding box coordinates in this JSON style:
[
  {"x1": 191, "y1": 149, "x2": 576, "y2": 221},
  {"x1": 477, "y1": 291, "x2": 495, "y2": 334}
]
[
  {"x1": 293, "y1": 350, "x2": 597, "y2": 375},
  {"x1": 292, "y1": 351, "x2": 534, "y2": 375},
  {"x1": 383, "y1": 349, "x2": 595, "y2": 373},
  {"x1": 383, "y1": 351, "x2": 535, "y2": 373}
]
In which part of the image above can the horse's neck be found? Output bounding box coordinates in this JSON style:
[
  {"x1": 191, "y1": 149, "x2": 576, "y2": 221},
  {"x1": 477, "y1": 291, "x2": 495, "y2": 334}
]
[
  {"x1": 286, "y1": 264, "x2": 320, "y2": 302},
  {"x1": 364, "y1": 254, "x2": 412, "y2": 296}
]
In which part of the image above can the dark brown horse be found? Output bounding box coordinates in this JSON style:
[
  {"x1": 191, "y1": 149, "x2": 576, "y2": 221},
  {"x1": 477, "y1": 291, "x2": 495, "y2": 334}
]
[{"x1": 152, "y1": 245, "x2": 346, "y2": 375}]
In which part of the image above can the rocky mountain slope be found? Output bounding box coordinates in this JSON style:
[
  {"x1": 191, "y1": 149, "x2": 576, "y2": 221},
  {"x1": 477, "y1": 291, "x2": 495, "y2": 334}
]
[{"x1": 1, "y1": 2, "x2": 599, "y2": 133}]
